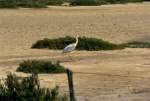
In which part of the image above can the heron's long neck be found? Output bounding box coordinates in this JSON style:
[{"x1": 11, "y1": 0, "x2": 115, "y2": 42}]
[{"x1": 75, "y1": 37, "x2": 78, "y2": 46}]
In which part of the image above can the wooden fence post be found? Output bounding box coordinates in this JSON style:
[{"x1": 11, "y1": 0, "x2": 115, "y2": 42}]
[{"x1": 66, "y1": 69, "x2": 76, "y2": 101}]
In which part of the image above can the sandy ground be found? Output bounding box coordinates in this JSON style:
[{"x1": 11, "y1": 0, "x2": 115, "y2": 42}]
[{"x1": 0, "y1": 2, "x2": 150, "y2": 101}]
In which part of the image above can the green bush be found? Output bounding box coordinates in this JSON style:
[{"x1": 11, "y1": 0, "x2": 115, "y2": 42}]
[
  {"x1": 70, "y1": 0, "x2": 103, "y2": 6},
  {"x1": 32, "y1": 36, "x2": 75, "y2": 49},
  {"x1": 32, "y1": 36, "x2": 124, "y2": 51},
  {"x1": 70, "y1": 0, "x2": 144, "y2": 6},
  {"x1": 0, "y1": 73, "x2": 67, "y2": 101},
  {"x1": 77, "y1": 37, "x2": 124, "y2": 50},
  {"x1": 17, "y1": 60, "x2": 66, "y2": 74},
  {"x1": 17, "y1": 0, "x2": 47, "y2": 8},
  {"x1": 0, "y1": 0, "x2": 18, "y2": 8},
  {"x1": 0, "y1": 0, "x2": 65, "y2": 8},
  {"x1": 128, "y1": 0, "x2": 143, "y2": 2},
  {"x1": 106, "y1": 0, "x2": 144, "y2": 4},
  {"x1": 45, "y1": 0, "x2": 64, "y2": 5},
  {"x1": 0, "y1": 0, "x2": 146, "y2": 8}
]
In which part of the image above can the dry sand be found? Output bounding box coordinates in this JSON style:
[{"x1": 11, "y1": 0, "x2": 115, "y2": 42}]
[{"x1": 0, "y1": 2, "x2": 150, "y2": 101}]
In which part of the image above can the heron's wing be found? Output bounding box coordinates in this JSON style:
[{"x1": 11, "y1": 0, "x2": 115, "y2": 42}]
[{"x1": 63, "y1": 43, "x2": 76, "y2": 53}]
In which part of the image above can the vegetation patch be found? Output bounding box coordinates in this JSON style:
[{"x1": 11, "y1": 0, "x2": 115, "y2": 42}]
[
  {"x1": 0, "y1": 0, "x2": 18, "y2": 8},
  {"x1": 0, "y1": 73, "x2": 67, "y2": 101},
  {"x1": 70, "y1": 0, "x2": 104, "y2": 6},
  {"x1": 125, "y1": 41, "x2": 150, "y2": 48},
  {"x1": 45, "y1": 0, "x2": 64, "y2": 5},
  {"x1": 77, "y1": 37, "x2": 124, "y2": 50},
  {"x1": 17, "y1": 0, "x2": 47, "y2": 8},
  {"x1": 32, "y1": 36, "x2": 124, "y2": 51},
  {"x1": 17, "y1": 60, "x2": 66, "y2": 74},
  {"x1": 70, "y1": 0, "x2": 145, "y2": 6},
  {"x1": 0, "y1": 0, "x2": 64, "y2": 8},
  {"x1": 0, "y1": 0, "x2": 147, "y2": 8}
]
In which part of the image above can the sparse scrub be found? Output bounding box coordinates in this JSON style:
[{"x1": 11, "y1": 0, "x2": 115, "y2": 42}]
[
  {"x1": 70, "y1": 0, "x2": 103, "y2": 6},
  {"x1": 0, "y1": 73, "x2": 68, "y2": 101},
  {"x1": 32, "y1": 36, "x2": 124, "y2": 51},
  {"x1": 125, "y1": 41, "x2": 150, "y2": 48},
  {"x1": 17, "y1": 60, "x2": 66, "y2": 74},
  {"x1": 70, "y1": 0, "x2": 145, "y2": 6},
  {"x1": 103, "y1": 0, "x2": 143, "y2": 4}
]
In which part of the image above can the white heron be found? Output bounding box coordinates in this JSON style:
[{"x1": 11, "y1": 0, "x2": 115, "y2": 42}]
[{"x1": 62, "y1": 35, "x2": 79, "y2": 60}]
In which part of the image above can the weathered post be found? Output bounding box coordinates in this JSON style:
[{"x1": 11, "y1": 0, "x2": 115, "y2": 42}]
[{"x1": 66, "y1": 69, "x2": 76, "y2": 101}]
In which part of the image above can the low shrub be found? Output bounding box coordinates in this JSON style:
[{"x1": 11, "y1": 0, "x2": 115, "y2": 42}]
[
  {"x1": 0, "y1": 0, "x2": 146, "y2": 8},
  {"x1": 0, "y1": 73, "x2": 67, "y2": 101},
  {"x1": 17, "y1": 0, "x2": 47, "y2": 8},
  {"x1": 0, "y1": 0, "x2": 64, "y2": 8},
  {"x1": 70, "y1": 0, "x2": 144, "y2": 6},
  {"x1": 45, "y1": 0, "x2": 64, "y2": 5},
  {"x1": 0, "y1": 0, "x2": 18, "y2": 8},
  {"x1": 77, "y1": 37, "x2": 124, "y2": 50},
  {"x1": 125, "y1": 41, "x2": 150, "y2": 48},
  {"x1": 132, "y1": 0, "x2": 143, "y2": 2},
  {"x1": 17, "y1": 60, "x2": 66, "y2": 74},
  {"x1": 70, "y1": 0, "x2": 103, "y2": 6},
  {"x1": 32, "y1": 36, "x2": 124, "y2": 51}
]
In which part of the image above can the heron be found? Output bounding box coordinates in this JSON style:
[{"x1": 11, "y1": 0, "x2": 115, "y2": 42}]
[{"x1": 62, "y1": 35, "x2": 79, "y2": 60}]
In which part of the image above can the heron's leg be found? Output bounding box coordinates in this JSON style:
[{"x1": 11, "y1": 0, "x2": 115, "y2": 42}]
[
  {"x1": 61, "y1": 53, "x2": 70, "y2": 62},
  {"x1": 62, "y1": 53, "x2": 67, "y2": 62},
  {"x1": 69, "y1": 54, "x2": 73, "y2": 60}
]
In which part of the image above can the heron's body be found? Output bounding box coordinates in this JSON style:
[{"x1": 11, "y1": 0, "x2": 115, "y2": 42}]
[
  {"x1": 63, "y1": 43, "x2": 76, "y2": 53},
  {"x1": 63, "y1": 35, "x2": 79, "y2": 53}
]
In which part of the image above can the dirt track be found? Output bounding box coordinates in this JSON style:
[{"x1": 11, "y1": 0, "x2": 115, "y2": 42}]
[{"x1": 0, "y1": 2, "x2": 150, "y2": 101}]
